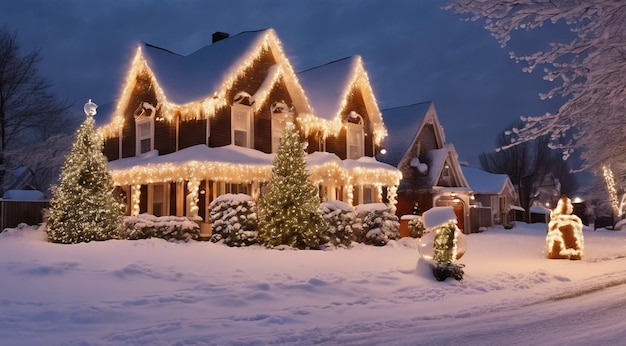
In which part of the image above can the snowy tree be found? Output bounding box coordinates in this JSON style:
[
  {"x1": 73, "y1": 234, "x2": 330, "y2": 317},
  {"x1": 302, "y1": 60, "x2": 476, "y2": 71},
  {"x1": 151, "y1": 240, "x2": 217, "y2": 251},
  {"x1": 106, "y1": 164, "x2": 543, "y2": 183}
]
[
  {"x1": 257, "y1": 123, "x2": 327, "y2": 250},
  {"x1": 444, "y1": 0, "x2": 626, "y2": 207},
  {"x1": 46, "y1": 100, "x2": 123, "y2": 243},
  {"x1": 480, "y1": 121, "x2": 579, "y2": 216},
  {"x1": 3, "y1": 133, "x2": 73, "y2": 196},
  {"x1": 0, "y1": 27, "x2": 72, "y2": 192}
]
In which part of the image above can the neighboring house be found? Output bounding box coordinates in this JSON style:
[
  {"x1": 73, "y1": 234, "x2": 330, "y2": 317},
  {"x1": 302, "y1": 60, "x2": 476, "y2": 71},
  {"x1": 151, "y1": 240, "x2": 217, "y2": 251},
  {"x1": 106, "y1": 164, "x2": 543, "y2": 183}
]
[
  {"x1": 1, "y1": 166, "x2": 35, "y2": 194},
  {"x1": 0, "y1": 189, "x2": 48, "y2": 230},
  {"x1": 97, "y1": 29, "x2": 400, "y2": 228},
  {"x1": 462, "y1": 166, "x2": 521, "y2": 228},
  {"x1": 380, "y1": 102, "x2": 472, "y2": 233}
]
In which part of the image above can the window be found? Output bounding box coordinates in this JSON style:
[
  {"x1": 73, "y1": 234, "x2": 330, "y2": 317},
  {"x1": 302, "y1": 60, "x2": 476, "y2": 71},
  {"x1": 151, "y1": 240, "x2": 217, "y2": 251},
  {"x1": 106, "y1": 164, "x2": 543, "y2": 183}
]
[
  {"x1": 362, "y1": 187, "x2": 374, "y2": 204},
  {"x1": 152, "y1": 184, "x2": 164, "y2": 217},
  {"x1": 346, "y1": 112, "x2": 364, "y2": 159},
  {"x1": 442, "y1": 164, "x2": 450, "y2": 178},
  {"x1": 271, "y1": 115, "x2": 288, "y2": 153},
  {"x1": 353, "y1": 185, "x2": 375, "y2": 205},
  {"x1": 232, "y1": 104, "x2": 252, "y2": 148},
  {"x1": 136, "y1": 117, "x2": 154, "y2": 155}
]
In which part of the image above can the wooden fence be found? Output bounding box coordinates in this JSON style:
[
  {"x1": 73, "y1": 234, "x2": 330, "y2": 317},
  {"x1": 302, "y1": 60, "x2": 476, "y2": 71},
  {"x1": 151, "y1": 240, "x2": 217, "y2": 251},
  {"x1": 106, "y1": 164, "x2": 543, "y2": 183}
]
[{"x1": 0, "y1": 199, "x2": 49, "y2": 231}]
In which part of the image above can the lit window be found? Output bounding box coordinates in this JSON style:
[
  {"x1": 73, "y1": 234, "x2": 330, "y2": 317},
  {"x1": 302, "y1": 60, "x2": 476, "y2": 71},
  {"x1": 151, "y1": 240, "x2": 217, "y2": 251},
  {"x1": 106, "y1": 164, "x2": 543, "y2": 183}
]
[
  {"x1": 362, "y1": 186, "x2": 373, "y2": 204},
  {"x1": 346, "y1": 112, "x2": 364, "y2": 159},
  {"x1": 271, "y1": 115, "x2": 288, "y2": 153},
  {"x1": 136, "y1": 117, "x2": 153, "y2": 155},
  {"x1": 443, "y1": 164, "x2": 450, "y2": 178},
  {"x1": 232, "y1": 104, "x2": 252, "y2": 148}
]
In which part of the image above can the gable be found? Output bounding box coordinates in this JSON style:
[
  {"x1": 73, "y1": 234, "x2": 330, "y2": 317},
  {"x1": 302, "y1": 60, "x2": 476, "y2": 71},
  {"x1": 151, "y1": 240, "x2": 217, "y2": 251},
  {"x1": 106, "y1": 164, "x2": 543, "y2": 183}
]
[
  {"x1": 99, "y1": 29, "x2": 311, "y2": 140},
  {"x1": 423, "y1": 145, "x2": 469, "y2": 190},
  {"x1": 297, "y1": 56, "x2": 386, "y2": 146}
]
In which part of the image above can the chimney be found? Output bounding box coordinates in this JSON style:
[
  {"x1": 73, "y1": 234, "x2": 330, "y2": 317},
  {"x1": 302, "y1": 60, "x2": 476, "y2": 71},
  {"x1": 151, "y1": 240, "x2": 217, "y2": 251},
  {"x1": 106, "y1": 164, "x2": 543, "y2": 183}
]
[{"x1": 212, "y1": 31, "x2": 229, "y2": 43}]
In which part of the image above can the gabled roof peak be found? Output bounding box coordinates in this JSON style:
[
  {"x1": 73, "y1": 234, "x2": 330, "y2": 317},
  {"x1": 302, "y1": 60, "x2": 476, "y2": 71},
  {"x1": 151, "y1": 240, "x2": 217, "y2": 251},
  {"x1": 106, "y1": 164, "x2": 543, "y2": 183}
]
[
  {"x1": 299, "y1": 55, "x2": 361, "y2": 74},
  {"x1": 381, "y1": 101, "x2": 433, "y2": 113},
  {"x1": 142, "y1": 42, "x2": 182, "y2": 56}
]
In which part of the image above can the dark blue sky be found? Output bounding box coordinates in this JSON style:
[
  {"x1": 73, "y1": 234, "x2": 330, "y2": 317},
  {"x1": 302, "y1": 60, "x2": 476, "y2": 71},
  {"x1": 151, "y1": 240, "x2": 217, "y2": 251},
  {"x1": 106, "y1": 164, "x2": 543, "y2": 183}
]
[{"x1": 1, "y1": 0, "x2": 566, "y2": 167}]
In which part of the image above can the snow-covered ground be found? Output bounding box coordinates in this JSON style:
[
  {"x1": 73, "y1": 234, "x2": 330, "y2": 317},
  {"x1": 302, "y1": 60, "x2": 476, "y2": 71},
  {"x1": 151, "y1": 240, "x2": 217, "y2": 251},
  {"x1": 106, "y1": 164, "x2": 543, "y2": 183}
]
[{"x1": 1, "y1": 222, "x2": 626, "y2": 345}]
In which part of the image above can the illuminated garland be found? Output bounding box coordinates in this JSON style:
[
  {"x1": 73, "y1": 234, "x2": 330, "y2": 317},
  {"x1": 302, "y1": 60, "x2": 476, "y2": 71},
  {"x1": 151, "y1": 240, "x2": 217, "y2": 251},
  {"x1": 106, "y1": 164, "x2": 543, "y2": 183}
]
[{"x1": 98, "y1": 30, "x2": 389, "y2": 148}]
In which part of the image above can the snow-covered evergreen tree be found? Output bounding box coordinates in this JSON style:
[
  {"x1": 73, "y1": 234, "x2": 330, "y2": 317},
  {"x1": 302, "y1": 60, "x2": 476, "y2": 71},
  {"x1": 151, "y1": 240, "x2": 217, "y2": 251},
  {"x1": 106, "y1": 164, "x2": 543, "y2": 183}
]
[
  {"x1": 46, "y1": 100, "x2": 123, "y2": 243},
  {"x1": 257, "y1": 123, "x2": 327, "y2": 249},
  {"x1": 445, "y1": 0, "x2": 626, "y2": 196}
]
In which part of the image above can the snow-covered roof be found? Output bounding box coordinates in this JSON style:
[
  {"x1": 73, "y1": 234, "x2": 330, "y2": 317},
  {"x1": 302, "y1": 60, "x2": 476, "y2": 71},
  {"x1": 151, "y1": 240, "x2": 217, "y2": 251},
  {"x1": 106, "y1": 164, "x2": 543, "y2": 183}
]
[
  {"x1": 142, "y1": 29, "x2": 269, "y2": 105},
  {"x1": 380, "y1": 102, "x2": 432, "y2": 168},
  {"x1": 108, "y1": 144, "x2": 273, "y2": 171},
  {"x1": 462, "y1": 166, "x2": 511, "y2": 195},
  {"x1": 296, "y1": 55, "x2": 386, "y2": 145},
  {"x1": 344, "y1": 156, "x2": 403, "y2": 186},
  {"x1": 530, "y1": 205, "x2": 551, "y2": 214},
  {"x1": 108, "y1": 145, "x2": 401, "y2": 188},
  {"x1": 2, "y1": 189, "x2": 45, "y2": 201},
  {"x1": 298, "y1": 56, "x2": 358, "y2": 121}
]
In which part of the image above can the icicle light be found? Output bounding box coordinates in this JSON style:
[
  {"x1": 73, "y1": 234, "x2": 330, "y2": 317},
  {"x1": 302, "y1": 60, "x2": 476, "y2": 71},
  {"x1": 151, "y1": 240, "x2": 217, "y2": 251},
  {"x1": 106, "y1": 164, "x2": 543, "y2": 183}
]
[
  {"x1": 99, "y1": 29, "x2": 315, "y2": 139},
  {"x1": 98, "y1": 31, "x2": 389, "y2": 147}
]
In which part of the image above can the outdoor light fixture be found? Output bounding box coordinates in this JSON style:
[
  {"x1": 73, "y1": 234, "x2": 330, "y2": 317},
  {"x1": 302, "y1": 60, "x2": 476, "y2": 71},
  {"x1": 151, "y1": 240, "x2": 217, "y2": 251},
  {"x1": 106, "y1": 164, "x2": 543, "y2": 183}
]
[{"x1": 84, "y1": 99, "x2": 97, "y2": 116}]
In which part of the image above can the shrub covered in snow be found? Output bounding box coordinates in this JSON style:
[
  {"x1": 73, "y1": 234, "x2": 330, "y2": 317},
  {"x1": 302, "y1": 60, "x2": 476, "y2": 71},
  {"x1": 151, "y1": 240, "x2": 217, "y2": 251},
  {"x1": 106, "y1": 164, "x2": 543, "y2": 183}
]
[
  {"x1": 122, "y1": 214, "x2": 200, "y2": 241},
  {"x1": 209, "y1": 193, "x2": 258, "y2": 247},
  {"x1": 409, "y1": 216, "x2": 426, "y2": 238},
  {"x1": 353, "y1": 203, "x2": 400, "y2": 246},
  {"x1": 319, "y1": 201, "x2": 355, "y2": 247}
]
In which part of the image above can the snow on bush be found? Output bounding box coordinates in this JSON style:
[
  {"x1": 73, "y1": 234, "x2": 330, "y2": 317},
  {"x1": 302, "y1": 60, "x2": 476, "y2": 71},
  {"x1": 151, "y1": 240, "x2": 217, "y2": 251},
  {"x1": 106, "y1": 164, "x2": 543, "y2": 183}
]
[
  {"x1": 122, "y1": 214, "x2": 200, "y2": 242},
  {"x1": 354, "y1": 203, "x2": 400, "y2": 246},
  {"x1": 319, "y1": 200, "x2": 355, "y2": 247},
  {"x1": 406, "y1": 215, "x2": 426, "y2": 238},
  {"x1": 209, "y1": 193, "x2": 258, "y2": 247}
]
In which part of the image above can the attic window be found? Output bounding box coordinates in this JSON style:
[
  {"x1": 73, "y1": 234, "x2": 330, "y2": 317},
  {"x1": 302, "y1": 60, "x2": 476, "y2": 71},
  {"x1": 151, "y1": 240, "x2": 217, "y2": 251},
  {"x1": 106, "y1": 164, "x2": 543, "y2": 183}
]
[
  {"x1": 271, "y1": 101, "x2": 292, "y2": 153},
  {"x1": 232, "y1": 103, "x2": 253, "y2": 148},
  {"x1": 346, "y1": 112, "x2": 364, "y2": 159},
  {"x1": 134, "y1": 103, "x2": 155, "y2": 155},
  {"x1": 443, "y1": 164, "x2": 450, "y2": 178}
]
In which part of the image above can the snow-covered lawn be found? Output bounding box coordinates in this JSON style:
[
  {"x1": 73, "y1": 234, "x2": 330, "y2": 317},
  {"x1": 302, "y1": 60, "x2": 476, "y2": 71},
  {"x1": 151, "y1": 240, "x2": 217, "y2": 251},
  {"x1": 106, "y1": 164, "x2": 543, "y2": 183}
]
[{"x1": 1, "y1": 222, "x2": 626, "y2": 345}]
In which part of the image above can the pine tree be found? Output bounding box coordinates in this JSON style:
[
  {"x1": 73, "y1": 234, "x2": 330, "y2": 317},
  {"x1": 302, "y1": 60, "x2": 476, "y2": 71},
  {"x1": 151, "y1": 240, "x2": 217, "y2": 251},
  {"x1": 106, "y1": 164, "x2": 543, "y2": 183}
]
[
  {"x1": 46, "y1": 100, "x2": 123, "y2": 243},
  {"x1": 257, "y1": 123, "x2": 327, "y2": 249}
]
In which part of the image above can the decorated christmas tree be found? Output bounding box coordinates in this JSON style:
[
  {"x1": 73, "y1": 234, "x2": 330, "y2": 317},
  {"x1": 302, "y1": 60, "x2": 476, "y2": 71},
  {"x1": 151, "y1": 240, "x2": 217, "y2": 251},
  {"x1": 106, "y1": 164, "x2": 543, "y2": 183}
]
[
  {"x1": 46, "y1": 100, "x2": 123, "y2": 243},
  {"x1": 257, "y1": 122, "x2": 327, "y2": 249}
]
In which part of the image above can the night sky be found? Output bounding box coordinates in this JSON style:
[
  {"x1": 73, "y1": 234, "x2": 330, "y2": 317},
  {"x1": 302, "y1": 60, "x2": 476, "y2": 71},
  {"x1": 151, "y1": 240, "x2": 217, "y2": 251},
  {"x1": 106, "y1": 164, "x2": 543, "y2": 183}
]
[{"x1": 1, "y1": 0, "x2": 567, "y2": 167}]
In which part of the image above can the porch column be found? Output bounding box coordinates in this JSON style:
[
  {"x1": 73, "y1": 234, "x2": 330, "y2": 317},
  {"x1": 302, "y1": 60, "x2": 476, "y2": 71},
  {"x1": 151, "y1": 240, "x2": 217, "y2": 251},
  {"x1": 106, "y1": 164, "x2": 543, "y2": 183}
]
[
  {"x1": 186, "y1": 179, "x2": 200, "y2": 218},
  {"x1": 131, "y1": 184, "x2": 141, "y2": 216}
]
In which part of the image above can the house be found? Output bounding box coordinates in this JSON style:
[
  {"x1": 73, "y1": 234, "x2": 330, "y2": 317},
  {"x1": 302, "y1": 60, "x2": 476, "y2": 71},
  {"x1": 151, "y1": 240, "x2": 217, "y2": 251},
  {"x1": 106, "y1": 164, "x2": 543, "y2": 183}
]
[
  {"x1": 462, "y1": 166, "x2": 521, "y2": 228},
  {"x1": 380, "y1": 102, "x2": 473, "y2": 233},
  {"x1": 97, "y1": 29, "x2": 401, "y2": 230}
]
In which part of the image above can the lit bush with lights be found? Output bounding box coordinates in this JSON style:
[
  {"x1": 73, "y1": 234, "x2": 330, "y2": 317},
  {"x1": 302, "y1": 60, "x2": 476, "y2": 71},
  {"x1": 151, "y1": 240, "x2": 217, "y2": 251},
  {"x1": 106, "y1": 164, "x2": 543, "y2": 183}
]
[
  {"x1": 354, "y1": 203, "x2": 400, "y2": 246},
  {"x1": 209, "y1": 193, "x2": 258, "y2": 247},
  {"x1": 122, "y1": 214, "x2": 200, "y2": 241},
  {"x1": 418, "y1": 207, "x2": 467, "y2": 281},
  {"x1": 320, "y1": 201, "x2": 356, "y2": 248}
]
